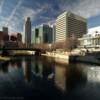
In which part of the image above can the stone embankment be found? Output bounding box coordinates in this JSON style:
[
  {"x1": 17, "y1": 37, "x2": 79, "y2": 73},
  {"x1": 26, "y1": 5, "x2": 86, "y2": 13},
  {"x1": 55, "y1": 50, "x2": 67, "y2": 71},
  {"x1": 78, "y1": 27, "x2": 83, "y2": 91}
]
[{"x1": 42, "y1": 51, "x2": 100, "y2": 65}]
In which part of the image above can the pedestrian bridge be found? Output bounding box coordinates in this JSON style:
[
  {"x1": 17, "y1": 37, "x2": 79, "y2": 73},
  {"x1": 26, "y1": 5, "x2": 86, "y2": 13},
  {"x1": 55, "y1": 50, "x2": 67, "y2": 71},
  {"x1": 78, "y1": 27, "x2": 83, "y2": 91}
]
[
  {"x1": 0, "y1": 47, "x2": 43, "y2": 51},
  {"x1": 0, "y1": 47, "x2": 46, "y2": 56}
]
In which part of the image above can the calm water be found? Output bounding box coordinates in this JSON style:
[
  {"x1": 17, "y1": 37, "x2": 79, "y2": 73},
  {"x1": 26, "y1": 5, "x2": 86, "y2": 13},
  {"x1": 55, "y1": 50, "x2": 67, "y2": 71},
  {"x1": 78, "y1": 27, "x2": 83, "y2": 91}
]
[{"x1": 0, "y1": 56, "x2": 100, "y2": 100}]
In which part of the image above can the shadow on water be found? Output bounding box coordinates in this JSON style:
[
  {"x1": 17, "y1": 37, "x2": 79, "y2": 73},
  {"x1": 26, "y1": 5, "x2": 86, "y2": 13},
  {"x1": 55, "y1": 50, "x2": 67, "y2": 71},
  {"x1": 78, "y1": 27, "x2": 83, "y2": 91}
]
[
  {"x1": 0, "y1": 56, "x2": 100, "y2": 100},
  {"x1": 0, "y1": 61, "x2": 9, "y2": 73}
]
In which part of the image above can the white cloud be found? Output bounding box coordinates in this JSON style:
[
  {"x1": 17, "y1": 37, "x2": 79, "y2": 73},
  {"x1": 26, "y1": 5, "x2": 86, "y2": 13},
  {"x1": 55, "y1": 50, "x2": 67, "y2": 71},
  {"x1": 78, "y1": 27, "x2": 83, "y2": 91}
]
[
  {"x1": 72, "y1": 0, "x2": 100, "y2": 18},
  {"x1": 0, "y1": 16, "x2": 8, "y2": 28},
  {"x1": 1, "y1": 0, "x2": 100, "y2": 33},
  {"x1": 0, "y1": 1, "x2": 57, "y2": 32},
  {"x1": 20, "y1": 6, "x2": 42, "y2": 20},
  {"x1": 0, "y1": 0, "x2": 5, "y2": 14},
  {"x1": 32, "y1": 0, "x2": 100, "y2": 28},
  {"x1": 46, "y1": 19, "x2": 56, "y2": 26},
  {"x1": 8, "y1": 5, "x2": 45, "y2": 33},
  {"x1": 59, "y1": 0, "x2": 100, "y2": 18},
  {"x1": 5, "y1": 0, "x2": 23, "y2": 26}
]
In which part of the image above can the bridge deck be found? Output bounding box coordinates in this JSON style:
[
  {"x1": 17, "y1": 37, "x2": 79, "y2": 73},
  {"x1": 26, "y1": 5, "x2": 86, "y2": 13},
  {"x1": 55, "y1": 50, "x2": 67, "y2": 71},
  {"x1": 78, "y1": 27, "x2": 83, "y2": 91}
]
[{"x1": 0, "y1": 48, "x2": 43, "y2": 51}]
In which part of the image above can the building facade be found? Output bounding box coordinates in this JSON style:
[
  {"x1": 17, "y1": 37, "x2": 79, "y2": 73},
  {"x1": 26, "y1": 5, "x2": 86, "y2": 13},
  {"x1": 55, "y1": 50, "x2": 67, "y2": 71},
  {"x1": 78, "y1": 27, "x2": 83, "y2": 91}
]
[
  {"x1": 56, "y1": 11, "x2": 87, "y2": 42},
  {"x1": 39, "y1": 24, "x2": 53, "y2": 43},
  {"x1": 3, "y1": 27, "x2": 8, "y2": 34},
  {"x1": 31, "y1": 27, "x2": 40, "y2": 44},
  {"x1": 52, "y1": 25, "x2": 56, "y2": 43},
  {"x1": 25, "y1": 17, "x2": 31, "y2": 47},
  {"x1": 78, "y1": 26, "x2": 100, "y2": 48},
  {"x1": 17, "y1": 33, "x2": 22, "y2": 42},
  {"x1": 10, "y1": 33, "x2": 23, "y2": 48},
  {"x1": 0, "y1": 31, "x2": 9, "y2": 48},
  {"x1": 32, "y1": 24, "x2": 53, "y2": 44},
  {"x1": 2, "y1": 27, "x2": 9, "y2": 41},
  {"x1": 78, "y1": 34, "x2": 100, "y2": 48}
]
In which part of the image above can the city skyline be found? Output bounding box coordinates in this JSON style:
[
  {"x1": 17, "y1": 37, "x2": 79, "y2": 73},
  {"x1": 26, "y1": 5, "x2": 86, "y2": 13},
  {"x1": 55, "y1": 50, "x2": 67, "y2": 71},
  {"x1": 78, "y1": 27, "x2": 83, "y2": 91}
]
[{"x1": 0, "y1": 0, "x2": 100, "y2": 33}]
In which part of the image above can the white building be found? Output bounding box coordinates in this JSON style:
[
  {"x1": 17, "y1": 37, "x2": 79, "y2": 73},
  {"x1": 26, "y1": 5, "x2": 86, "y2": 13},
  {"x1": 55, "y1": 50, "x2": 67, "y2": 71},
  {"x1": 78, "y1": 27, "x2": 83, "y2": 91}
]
[
  {"x1": 56, "y1": 11, "x2": 87, "y2": 42},
  {"x1": 78, "y1": 26, "x2": 100, "y2": 48}
]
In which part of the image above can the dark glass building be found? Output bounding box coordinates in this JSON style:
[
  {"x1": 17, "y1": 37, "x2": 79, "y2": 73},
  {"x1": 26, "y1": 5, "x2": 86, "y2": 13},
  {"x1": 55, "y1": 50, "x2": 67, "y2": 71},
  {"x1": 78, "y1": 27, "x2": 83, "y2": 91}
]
[
  {"x1": 32, "y1": 24, "x2": 53, "y2": 44},
  {"x1": 25, "y1": 17, "x2": 31, "y2": 47}
]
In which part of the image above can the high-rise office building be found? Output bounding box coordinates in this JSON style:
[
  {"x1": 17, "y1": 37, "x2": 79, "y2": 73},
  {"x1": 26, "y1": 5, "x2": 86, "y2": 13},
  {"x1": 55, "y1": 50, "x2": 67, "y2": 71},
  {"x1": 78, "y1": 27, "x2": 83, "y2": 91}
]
[
  {"x1": 3, "y1": 27, "x2": 8, "y2": 34},
  {"x1": 2, "y1": 27, "x2": 9, "y2": 41},
  {"x1": 52, "y1": 25, "x2": 56, "y2": 43},
  {"x1": 25, "y1": 17, "x2": 31, "y2": 47},
  {"x1": 31, "y1": 27, "x2": 40, "y2": 44},
  {"x1": 0, "y1": 31, "x2": 6, "y2": 47},
  {"x1": 32, "y1": 24, "x2": 53, "y2": 44},
  {"x1": 56, "y1": 11, "x2": 87, "y2": 42},
  {"x1": 39, "y1": 24, "x2": 53, "y2": 43}
]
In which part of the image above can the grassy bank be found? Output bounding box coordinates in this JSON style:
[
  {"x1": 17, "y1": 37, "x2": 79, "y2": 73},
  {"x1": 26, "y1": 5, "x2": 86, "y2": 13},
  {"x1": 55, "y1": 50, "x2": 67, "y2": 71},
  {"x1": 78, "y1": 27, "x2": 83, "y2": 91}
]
[{"x1": 0, "y1": 56, "x2": 10, "y2": 61}]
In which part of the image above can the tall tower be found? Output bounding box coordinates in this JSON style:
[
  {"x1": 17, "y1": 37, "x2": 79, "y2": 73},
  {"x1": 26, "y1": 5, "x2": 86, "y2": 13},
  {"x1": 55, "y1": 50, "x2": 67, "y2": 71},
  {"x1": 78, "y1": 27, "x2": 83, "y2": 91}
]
[
  {"x1": 2, "y1": 27, "x2": 9, "y2": 41},
  {"x1": 52, "y1": 24, "x2": 56, "y2": 43},
  {"x1": 39, "y1": 24, "x2": 53, "y2": 43},
  {"x1": 25, "y1": 17, "x2": 31, "y2": 48},
  {"x1": 56, "y1": 11, "x2": 87, "y2": 42},
  {"x1": 3, "y1": 27, "x2": 8, "y2": 34}
]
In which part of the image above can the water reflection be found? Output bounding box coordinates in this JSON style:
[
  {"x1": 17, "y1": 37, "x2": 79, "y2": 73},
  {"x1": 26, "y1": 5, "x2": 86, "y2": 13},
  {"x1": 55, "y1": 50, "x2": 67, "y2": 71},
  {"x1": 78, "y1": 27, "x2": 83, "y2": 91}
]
[
  {"x1": 82, "y1": 65, "x2": 100, "y2": 83},
  {"x1": 21, "y1": 56, "x2": 87, "y2": 92},
  {"x1": 23, "y1": 57, "x2": 32, "y2": 82},
  {"x1": 31, "y1": 57, "x2": 54, "y2": 79},
  {"x1": 54, "y1": 64, "x2": 66, "y2": 92},
  {"x1": 54, "y1": 63, "x2": 87, "y2": 92},
  {"x1": 0, "y1": 56, "x2": 100, "y2": 99},
  {"x1": 32, "y1": 61, "x2": 43, "y2": 78},
  {"x1": 0, "y1": 58, "x2": 23, "y2": 73},
  {"x1": 0, "y1": 62, "x2": 9, "y2": 73}
]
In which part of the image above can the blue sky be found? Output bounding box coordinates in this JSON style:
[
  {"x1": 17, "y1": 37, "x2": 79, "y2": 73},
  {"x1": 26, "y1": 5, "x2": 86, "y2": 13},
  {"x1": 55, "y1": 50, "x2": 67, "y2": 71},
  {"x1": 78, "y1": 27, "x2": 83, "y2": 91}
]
[{"x1": 0, "y1": 0, "x2": 100, "y2": 33}]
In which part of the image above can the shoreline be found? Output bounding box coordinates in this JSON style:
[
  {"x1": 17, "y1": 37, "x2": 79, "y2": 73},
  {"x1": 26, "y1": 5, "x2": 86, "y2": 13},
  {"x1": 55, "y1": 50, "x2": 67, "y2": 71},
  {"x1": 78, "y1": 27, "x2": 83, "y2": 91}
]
[
  {"x1": 0, "y1": 51, "x2": 100, "y2": 66},
  {"x1": 41, "y1": 52, "x2": 100, "y2": 65},
  {"x1": 0, "y1": 56, "x2": 11, "y2": 65},
  {"x1": 41, "y1": 53, "x2": 69, "y2": 64}
]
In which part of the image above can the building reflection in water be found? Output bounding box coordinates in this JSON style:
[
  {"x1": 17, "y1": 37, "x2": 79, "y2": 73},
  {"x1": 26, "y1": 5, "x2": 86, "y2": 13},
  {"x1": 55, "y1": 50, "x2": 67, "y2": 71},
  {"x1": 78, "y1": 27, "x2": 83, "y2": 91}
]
[
  {"x1": 54, "y1": 63, "x2": 87, "y2": 92},
  {"x1": 54, "y1": 64, "x2": 66, "y2": 92},
  {"x1": 1, "y1": 55, "x2": 100, "y2": 99},
  {"x1": 22, "y1": 57, "x2": 32, "y2": 82},
  {"x1": 83, "y1": 66, "x2": 100, "y2": 82},
  {"x1": 0, "y1": 58, "x2": 23, "y2": 74},
  {"x1": 32, "y1": 61, "x2": 43, "y2": 78},
  {"x1": 0, "y1": 61, "x2": 9, "y2": 73},
  {"x1": 31, "y1": 57, "x2": 54, "y2": 79},
  {"x1": 8, "y1": 58, "x2": 22, "y2": 72}
]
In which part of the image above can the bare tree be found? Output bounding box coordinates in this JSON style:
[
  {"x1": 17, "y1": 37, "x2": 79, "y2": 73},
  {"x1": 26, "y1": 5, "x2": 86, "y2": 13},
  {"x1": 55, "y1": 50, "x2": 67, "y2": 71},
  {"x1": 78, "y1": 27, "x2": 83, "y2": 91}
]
[
  {"x1": 51, "y1": 37, "x2": 79, "y2": 52},
  {"x1": 64, "y1": 37, "x2": 79, "y2": 52}
]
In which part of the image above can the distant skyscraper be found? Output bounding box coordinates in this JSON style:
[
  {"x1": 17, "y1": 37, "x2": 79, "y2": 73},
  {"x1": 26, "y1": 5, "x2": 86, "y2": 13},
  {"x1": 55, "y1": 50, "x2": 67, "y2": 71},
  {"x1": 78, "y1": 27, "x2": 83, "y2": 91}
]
[
  {"x1": 39, "y1": 24, "x2": 53, "y2": 43},
  {"x1": 2, "y1": 27, "x2": 9, "y2": 41},
  {"x1": 2, "y1": 27, "x2": 8, "y2": 34},
  {"x1": 32, "y1": 24, "x2": 53, "y2": 44},
  {"x1": 31, "y1": 27, "x2": 40, "y2": 44},
  {"x1": 25, "y1": 17, "x2": 31, "y2": 47},
  {"x1": 56, "y1": 11, "x2": 87, "y2": 42},
  {"x1": 52, "y1": 25, "x2": 56, "y2": 43}
]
